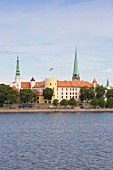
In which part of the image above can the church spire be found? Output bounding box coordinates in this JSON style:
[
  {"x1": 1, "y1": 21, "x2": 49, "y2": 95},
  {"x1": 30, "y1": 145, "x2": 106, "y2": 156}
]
[
  {"x1": 72, "y1": 46, "x2": 80, "y2": 81},
  {"x1": 106, "y1": 78, "x2": 110, "y2": 89},
  {"x1": 15, "y1": 56, "x2": 21, "y2": 89},
  {"x1": 16, "y1": 56, "x2": 20, "y2": 76}
]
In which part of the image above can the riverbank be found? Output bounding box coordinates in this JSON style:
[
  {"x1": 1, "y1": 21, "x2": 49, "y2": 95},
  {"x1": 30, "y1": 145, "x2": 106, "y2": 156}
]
[{"x1": 0, "y1": 108, "x2": 113, "y2": 113}]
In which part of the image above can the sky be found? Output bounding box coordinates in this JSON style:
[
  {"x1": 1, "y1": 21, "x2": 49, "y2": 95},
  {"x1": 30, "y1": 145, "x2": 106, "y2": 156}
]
[{"x1": 0, "y1": 0, "x2": 113, "y2": 86}]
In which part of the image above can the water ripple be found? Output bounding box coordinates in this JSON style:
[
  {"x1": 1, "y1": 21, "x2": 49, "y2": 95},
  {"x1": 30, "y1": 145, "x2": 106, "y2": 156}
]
[{"x1": 0, "y1": 112, "x2": 113, "y2": 169}]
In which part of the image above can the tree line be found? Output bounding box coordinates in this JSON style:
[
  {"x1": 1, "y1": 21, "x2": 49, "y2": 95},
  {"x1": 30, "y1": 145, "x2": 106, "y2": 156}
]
[{"x1": 1, "y1": 84, "x2": 113, "y2": 108}]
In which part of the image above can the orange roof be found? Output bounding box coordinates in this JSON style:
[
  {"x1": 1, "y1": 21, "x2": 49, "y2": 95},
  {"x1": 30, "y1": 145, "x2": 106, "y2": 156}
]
[
  {"x1": 92, "y1": 78, "x2": 97, "y2": 84},
  {"x1": 33, "y1": 82, "x2": 44, "y2": 88},
  {"x1": 57, "y1": 80, "x2": 93, "y2": 88},
  {"x1": 21, "y1": 82, "x2": 31, "y2": 88}
]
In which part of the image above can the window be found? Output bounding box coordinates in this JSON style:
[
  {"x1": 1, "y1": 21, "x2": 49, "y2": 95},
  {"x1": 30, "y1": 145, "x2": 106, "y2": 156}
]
[
  {"x1": 75, "y1": 92, "x2": 77, "y2": 95},
  {"x1": 75, "y1": 96, "x2": 77, "y2": 98},
  {"x1": 50, "y1": 83, "x2": 51, "y2": 85},
  {"x1": 62, "y1": 88, "x2": 63, "y2": 91},
  {"x1": 70, "y1": 88, "x2": 71, "y2": 91},
  {"x1": 73, "y1": 88, "x2": 74, "y2": 91},
  {"x1": 70, "y1": 92, "x2": 71, "y2": 95},
  {"x1": 62, "y1": 92, "x2": 63, "y2": 95},
  {"x1": 66, "y1": 88, "x2": 67, "y2": 91},
  {"x1": 73, "y1": 92, "x2": 74, "y2": 95},
  {"x1": 62, "y1": 96, "x2": 63, "y2": 98},
  {"x1": 66, "y1": 92, "x2": 68, "y2": 95},
  {"x1": 70, "y1": 96, "x2": 71, "y2": 98},
  {"x1": 66, "y1": 96, "x2": 67, "y2": 98}
]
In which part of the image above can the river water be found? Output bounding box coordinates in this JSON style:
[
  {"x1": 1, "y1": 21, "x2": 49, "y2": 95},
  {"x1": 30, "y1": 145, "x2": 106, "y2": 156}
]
[{"x1": 0, "y1": 112, "x2": 113, "y2": 170}]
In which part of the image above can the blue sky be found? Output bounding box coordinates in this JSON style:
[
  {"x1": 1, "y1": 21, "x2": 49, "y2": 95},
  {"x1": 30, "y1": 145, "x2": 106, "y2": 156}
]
[{"x1": 0, "y1": 0, "x2": 113, "y2": 86}]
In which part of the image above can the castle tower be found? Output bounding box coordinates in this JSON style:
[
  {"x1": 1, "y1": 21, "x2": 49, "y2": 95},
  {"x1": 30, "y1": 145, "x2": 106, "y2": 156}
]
[
  {"x1": 15, "y1": 56, "x2": 21, "y2": 89},
  {"x1": 92, "y1": 78, "x2": 98, "y2": 88},
  {"x1": 72, "y1": 46, "x2": 80, "y2": 81},
  {"x1": 30, "y1": 77, "x2": 36, "y2": 89},
  {"x1": 45, "y1": 78, "x2": 57, "y2": 100}
]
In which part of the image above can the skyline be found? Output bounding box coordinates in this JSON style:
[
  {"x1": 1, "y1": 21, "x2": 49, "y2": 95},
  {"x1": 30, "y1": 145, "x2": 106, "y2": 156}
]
[{"x1": 0, "y1": 0, "x2": 113, "y2": 86}]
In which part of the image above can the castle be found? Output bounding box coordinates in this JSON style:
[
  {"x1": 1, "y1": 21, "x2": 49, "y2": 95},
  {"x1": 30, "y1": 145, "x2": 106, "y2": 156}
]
[{"x1": 10, "y1": 47, "x2": 110, "y2": 103}]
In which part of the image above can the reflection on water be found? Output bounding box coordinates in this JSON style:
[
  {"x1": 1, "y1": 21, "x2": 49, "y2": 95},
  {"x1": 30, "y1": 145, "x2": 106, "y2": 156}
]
[{"x1": 0, "y1": 112, "x2": 113, "y2": 170}]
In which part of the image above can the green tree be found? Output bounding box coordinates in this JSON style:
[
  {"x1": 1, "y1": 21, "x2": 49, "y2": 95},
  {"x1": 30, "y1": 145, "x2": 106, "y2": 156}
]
[
  {"x1": 106, "y1": 89, "x2": 113, "y2": 99},
  {"x1": 68, "y1": 97, "x2": 77, "y2": 106},
  {"x1": 0, "y1": 84, "x2": 18, "y2": 106},
  {"x1": 106, "y1": 97, "x2": 113, "y2": 107},
  {"x1": 20, "y1": 89, "x2": 34, "y2": 103},
  {"x1": 53, "y1": 99, "x2": 59, "y2": 108},
  {"x1": 95, "y1": 85, "x2": 106, "y2": 99},
  {"x1": 79, "y1": 86, "x2": 95, "y2": 102},
  {"x1": 60, "y1": 99, "x2": 68, "y2": 106},
  {"x1": 32, "y1": 91, "x2": 39, "y2": 103},
  {"x1": 98, "y1": 98, "x2": 106, "y2": 108},
  {"x1": 43, "y1": 88, "x2": 54, "y2": 102},
  {"x1": 90, "y1": 97, "x2": 98, "y2": 107}
]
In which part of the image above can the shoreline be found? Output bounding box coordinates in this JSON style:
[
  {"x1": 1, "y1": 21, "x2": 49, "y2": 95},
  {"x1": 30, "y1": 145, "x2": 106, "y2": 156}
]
[{"x1": 0, "y1": 108, "x2": 113, "y2": 113}]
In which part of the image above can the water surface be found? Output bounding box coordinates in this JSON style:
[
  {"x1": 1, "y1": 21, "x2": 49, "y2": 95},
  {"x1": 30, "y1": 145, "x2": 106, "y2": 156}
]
[{"x1": 0, "y1": 112, "x2": 113, "y2": 170}]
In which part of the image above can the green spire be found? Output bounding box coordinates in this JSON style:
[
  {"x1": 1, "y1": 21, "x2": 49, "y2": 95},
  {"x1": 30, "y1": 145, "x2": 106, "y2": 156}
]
[
  {"x1": 72, "y1": 46, "x2": 80, "y2": 80},
  {"x1": 16, "y1": 56, "x2": 20, "y2": 76},
  {"x1": 106, "y1": 78, "x2": 110, "y2": 87}
]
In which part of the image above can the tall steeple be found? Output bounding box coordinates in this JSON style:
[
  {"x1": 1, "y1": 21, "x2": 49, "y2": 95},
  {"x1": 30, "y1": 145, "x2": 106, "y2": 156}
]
[
  {"x1": 15, "y1": 56, "x2": 21, "y2": 89},
  {"x1": 72, "y1": 46, "x2": 80, "y2": 81},
  {"x1": 106, "y1": 78, "x2": 110, "y2": 89},
  {"x1": 16, "y1": 56, "x2": 20, "y2": 76}
]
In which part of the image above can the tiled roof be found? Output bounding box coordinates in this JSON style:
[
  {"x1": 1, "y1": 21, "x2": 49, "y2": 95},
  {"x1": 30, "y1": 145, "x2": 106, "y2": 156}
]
[
  {"x1": 33, "y1": 82, "x2": 45, "y2": 88},
  {"x1": 57, "y1": 80, "x2": 93, "y2": 87},
  {"x1": 21, "y1": 82, "x2": 31, "y2": 88}
]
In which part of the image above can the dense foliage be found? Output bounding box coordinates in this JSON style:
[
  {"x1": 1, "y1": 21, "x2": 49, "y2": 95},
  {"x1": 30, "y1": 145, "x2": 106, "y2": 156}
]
[
  {"x1": 60, "y1": 99, "x2": 68, "y2": 106},
  {"x1": 43, "y1": 88, "x2": 54, "y2": 101},
  {"x1": 79, "y1": 86, "x2": 95, "y2": 102},
  {"x1": 0, "y1": 84, "x2": 17, "y2": 106},
  {"x1": 20, "y1": 89, "x2": 37, "y2": 103},
  {"x1": 90, "y1": 97, "x2": 98, "y2": 107},
  {"x1": 106, "y1": 89, "x2": 113, "y2": 99},
  {"x1": 106, "y1": 97, "x2": 113, "y2": 107},
  {"x1": 68, "y1": 97, "x2": 77, "y2": 106},
  {"x1": 95, "y1": 85, "x2": 106, "y2": 99},
  {"x1": 97, "y1": 98, "x2": 106, "y2": 108},
  {"x1": 53, "y1": 99, "x2": 59, "y2": 108}
]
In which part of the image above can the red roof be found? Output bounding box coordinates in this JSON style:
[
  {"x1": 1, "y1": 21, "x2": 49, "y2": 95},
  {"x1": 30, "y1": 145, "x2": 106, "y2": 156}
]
[
  {"x1": 21, "y1": 82, "x2": 31, "y2": 88},
  {"x1": 33, "y1": 82, "x2": 44, "y2": 88},
  {"x1": 57, "y1": 80, "x2": 93, "y2": 87}
]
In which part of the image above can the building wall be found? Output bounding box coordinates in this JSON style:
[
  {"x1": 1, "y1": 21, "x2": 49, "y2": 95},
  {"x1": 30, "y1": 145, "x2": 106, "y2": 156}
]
[{"x1": 57, "y1": 87, "x2": 80, "y2": 102}]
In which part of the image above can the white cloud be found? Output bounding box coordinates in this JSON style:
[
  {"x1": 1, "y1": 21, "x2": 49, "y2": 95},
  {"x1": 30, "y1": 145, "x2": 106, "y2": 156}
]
[{"x1": 103, "y1": 69, "x2": 112, "y2": 73}]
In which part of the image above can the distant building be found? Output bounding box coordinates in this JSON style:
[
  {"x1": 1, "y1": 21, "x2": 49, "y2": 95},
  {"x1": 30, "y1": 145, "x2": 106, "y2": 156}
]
[{"x1": 10, "y1": 49, "x2": 98, "y2": 103}]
